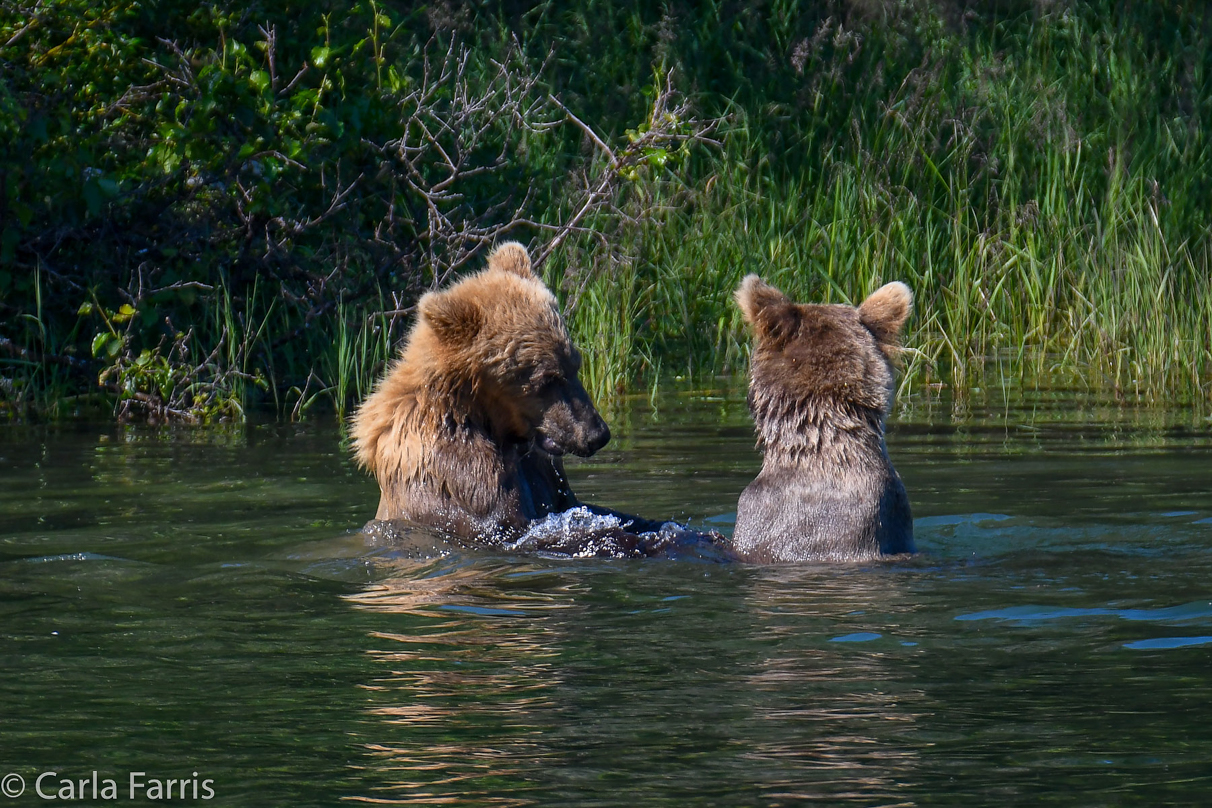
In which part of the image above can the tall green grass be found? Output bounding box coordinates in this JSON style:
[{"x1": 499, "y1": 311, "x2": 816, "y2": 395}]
[{"x1": 556, "y1": 7, "x2": 1212, "y2": 407}]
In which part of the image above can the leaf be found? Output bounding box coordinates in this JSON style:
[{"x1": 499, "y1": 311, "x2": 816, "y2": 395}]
[
  {"x1": 91, "y1": 332, "x2": 113, "y2": 358},
  {"x1": 113, "y1": 303, "x2": 136, "y2": 323},
  {"x1": 311, "y1": 46, "x2": 331, "y2": 69},
  {"x1": 644, "y1": 147, "x2": 669, "y2": 168},
  {"x1": 250, "y1": 70, "x2": 270, "y2": 92},
  {"x1": 387, "y1": 65, "x2": 405, "y2": 92}
]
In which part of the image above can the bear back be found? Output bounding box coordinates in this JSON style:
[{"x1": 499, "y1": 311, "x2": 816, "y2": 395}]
[{"x1": 732, "y1": 275, "x2": 915, "y2": 562}]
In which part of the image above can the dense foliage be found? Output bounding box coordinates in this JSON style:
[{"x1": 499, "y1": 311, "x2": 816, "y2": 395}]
[{"x1": 3, "y1": 0, "x2": 1211, "y2": 420}]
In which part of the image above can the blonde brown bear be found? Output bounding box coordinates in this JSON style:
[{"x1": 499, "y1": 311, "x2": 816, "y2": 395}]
[{"x1": 350, "y1": 242, "x2": 676, "y2": 555}]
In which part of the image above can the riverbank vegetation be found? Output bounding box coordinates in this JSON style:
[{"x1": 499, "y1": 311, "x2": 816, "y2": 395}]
[{"x1": 3, "y1": 0, "x2": 1211, "y2": 421}]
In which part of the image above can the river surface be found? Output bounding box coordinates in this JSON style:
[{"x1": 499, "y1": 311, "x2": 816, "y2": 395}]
[{"x1": 2, "y1": 388, "x2": 1212, "y2": 806}]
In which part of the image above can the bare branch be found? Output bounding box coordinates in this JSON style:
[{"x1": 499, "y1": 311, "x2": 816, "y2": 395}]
[
  {"x1": 549, "y1": 94, "x2": 617, "y2": 167},
  {"x1": 278, "y1": 63, "x2": 309, "y2": 96}
]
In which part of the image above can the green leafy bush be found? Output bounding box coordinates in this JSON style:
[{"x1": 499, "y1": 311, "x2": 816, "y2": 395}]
[{"x1": 3, "y1": 0, "x2": 1211, "y2": 419}]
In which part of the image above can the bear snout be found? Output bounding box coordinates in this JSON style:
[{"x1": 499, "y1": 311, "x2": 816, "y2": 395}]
[
  {"x1": 540, "y1": 408, "x2": 609, "y2": 458},
  {"x1": 537, "y1": 381, "x2": 612, "y2": 458},
  {"x1": 582, "y1": 417, "x2": 611, "y2": 456},
  {"x1": 565, "y1": 386, "x2": 611, "y2": 456}
]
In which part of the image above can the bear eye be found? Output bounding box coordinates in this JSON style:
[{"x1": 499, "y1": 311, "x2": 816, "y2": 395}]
[{"x1": 534, "y1": 370, "x2": 562, "y2": 390}]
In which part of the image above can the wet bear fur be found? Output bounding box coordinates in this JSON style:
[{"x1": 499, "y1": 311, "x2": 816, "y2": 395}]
[
  {"x1": 732, "y1": 275, "x2": 915, "y2": 562},
  {"x1": 350, "y1": 242, "x2": 676, "y2": 556}
]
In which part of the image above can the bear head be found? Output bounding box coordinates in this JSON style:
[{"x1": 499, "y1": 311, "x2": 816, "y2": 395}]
[
  {"x1": 414, "y1": 241, "x2": 610, "y2": 457},
  {"x1": 735, "y1": 275, "x2": 913, "y2": 427}
]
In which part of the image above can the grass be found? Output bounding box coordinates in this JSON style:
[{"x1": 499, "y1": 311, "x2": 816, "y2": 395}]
[
  {"x1": 588, "y1": 136, "x2": 1212, "y2": 406},
  {"x1": 3, "y1": 1, "x2": 1211, "y2": 420},
  {"x1": 551, "y1": 6, "x2": 1212, "y2": 409}
]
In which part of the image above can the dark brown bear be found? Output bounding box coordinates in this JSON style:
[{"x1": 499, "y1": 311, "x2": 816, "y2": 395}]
[
  {"x1": 731, "y1": 275, "x2": 915, "y2": 562},
  {"x1": 350, "y1": 242, "x2": 691, "y2": 557}
]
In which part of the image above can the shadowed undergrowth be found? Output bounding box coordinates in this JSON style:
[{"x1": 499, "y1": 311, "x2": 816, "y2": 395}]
[{"x1": 2, "y1": 1, "x2": 1211, "y2": 421}]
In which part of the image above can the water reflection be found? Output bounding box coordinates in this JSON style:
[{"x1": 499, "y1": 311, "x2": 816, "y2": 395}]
[
  {"x1": 340, "y1": 556, "x2": 942, "y2": 804},
  {"x1": 345, "y1": 562, "x2": 573, "y2": 805},
  {"x1": 733, "y1": 565, "x2": 926, "y2": 803}
]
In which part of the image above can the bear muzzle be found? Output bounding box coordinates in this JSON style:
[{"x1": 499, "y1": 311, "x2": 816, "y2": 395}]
[
  {"x1": 536, "y1": 379, "x2": 611, "y2": 458},
  {"x1": 578, "y1": 418, "x2": 611, "y2": 457},
  {"x1": 537, "y1": 417, "x2": 610, "y2": 457}
]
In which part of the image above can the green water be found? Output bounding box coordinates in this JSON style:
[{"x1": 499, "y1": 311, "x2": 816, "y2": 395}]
[{"x1": 3, "y1": 390, "x2": 1212, "y2": 806}]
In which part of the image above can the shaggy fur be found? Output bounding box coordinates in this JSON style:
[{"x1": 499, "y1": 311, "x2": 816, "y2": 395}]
[
  {"x1": 731, "y1": 275, "x2": 915, "y2": 562},
  {"x1": 350, "y1": 242, "x2": 613, "y2": 542}
]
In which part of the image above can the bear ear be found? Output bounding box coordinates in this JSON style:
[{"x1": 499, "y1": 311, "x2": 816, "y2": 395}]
[
  {"x1": 859, "y1": 281, "x2": 913, "y2": 347},
  {"x1": 419, "y1": 289, "x2": 484, "y2": 344},
  {"x1": 735, "y1": 274, "x2": 799, "y2": 346},
  {"x1": 487, "y1": 241, "x2": 534, "y2": 279}
]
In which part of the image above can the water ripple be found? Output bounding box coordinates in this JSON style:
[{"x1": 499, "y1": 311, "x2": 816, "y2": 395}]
[{"x1": 957, "y1": 601, "x2": 1212, "y2": 623}]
